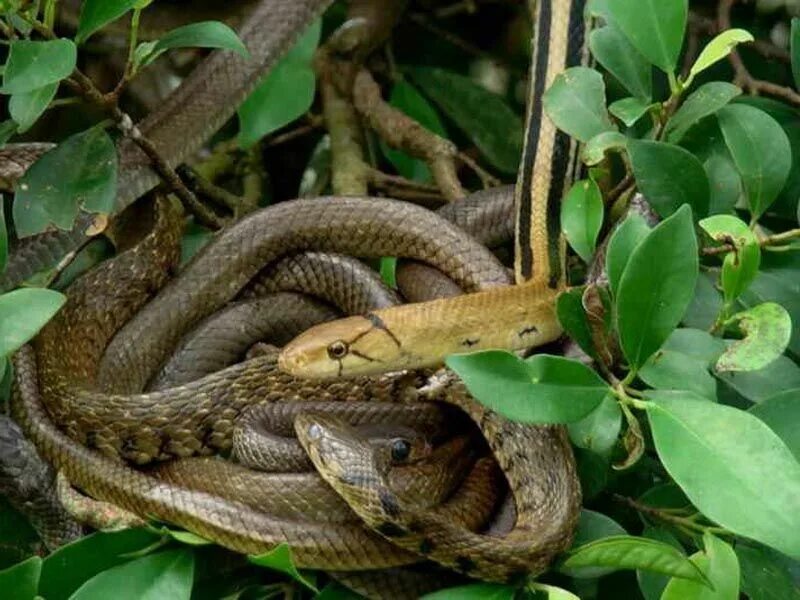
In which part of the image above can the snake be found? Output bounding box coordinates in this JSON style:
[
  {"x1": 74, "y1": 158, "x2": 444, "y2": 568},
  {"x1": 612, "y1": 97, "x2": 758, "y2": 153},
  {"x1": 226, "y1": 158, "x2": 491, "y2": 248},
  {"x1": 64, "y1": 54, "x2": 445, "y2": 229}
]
[{"x1": 6, "y1": 0, "x2": 586, "y2": 586}]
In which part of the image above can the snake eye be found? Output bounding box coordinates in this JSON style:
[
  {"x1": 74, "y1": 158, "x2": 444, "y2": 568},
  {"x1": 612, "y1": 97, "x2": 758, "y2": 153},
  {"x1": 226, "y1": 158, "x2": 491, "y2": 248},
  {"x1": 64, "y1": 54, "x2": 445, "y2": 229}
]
[
  {"x1": 327, "y1": 340, "x2": 349, "y2": 360},
  {"x1": 390, "y1": 439, "x2": 411, "y2": 463}
]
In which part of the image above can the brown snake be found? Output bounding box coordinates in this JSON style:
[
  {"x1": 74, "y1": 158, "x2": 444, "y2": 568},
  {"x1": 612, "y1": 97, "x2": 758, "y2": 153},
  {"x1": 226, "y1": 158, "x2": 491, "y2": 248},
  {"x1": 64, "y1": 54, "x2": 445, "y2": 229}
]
[{"x1": 6, "y1": 0, "x2": 581, "y2": 587}]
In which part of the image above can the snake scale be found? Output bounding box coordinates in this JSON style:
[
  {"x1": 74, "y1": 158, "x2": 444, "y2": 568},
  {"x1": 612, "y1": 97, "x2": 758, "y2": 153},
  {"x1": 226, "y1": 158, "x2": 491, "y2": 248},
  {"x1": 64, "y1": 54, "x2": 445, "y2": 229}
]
[{"x1": 6, "y1": 0, "x2": 585, "y2": 589}]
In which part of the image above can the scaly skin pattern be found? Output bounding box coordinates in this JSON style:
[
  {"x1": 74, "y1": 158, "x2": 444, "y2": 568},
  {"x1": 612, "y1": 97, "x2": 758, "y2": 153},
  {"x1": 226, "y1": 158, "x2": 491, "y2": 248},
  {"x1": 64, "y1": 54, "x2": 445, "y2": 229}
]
[{"x1": 29, "y1": 195, "x2": 505, "y2": 465}]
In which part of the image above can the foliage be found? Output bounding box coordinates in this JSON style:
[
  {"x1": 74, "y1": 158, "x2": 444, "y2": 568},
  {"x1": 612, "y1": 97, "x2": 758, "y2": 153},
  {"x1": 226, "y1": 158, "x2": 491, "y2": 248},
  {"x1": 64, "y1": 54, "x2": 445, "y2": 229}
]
[{"x1": 0, "y1": 0, "x2": 799, "y2": 599}]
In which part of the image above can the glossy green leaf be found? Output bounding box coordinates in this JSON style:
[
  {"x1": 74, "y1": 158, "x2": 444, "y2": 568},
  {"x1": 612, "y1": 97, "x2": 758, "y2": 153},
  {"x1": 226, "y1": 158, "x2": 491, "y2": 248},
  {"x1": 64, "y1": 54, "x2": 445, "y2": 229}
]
[
  {"x1": 609, "y1": 97, "x2": 652, "y2": 127},
  {"x1": 687, "y1": 29, "x2": 754, "y2": 84},
  {"x1": 717, "y1": 104, "x2": 791, "y2": 220},
  {"x1": 40, "y1": 528, "x2": 161, "y2": 600},
  {"x1": 639, "y1": 349, "x2": 717, "y2": 400},
  {"x1": 699, "y1": 214, "x2": 760, "y2": 304},
  {"x1": 561, "y1": 179, "x2": 604, "y2": 263},
  {"x1": 582, "y1": 131, "x2": 628, "y2": 166},
  {"x1": 607, "y1": 0, "x2": 687, "y2": 73},
  {"x1": 737, "y1": 544, "x2": 800, "y2": 600},
  {"x1": 135, "y1": 21, "x2": 248, "y2": 69},
  {"x1": 249, "y1": 543, "x2": 317, "y2": 592},
  {"x1": 636, "y1": 527, "x2": 685, "y2": 600},
  {"x1": 647, "y1": 391, "x2": 800, "y2": 558},
  {"x1": 381, "y1": 80, "x2": 447, "y2": 182},
  {"x1": 420, "y1": 583, "x2": 515, "y2": 600},
  {"x1": 562, "y1": 535, "x2": 706, "y2": 582},
  {"x1": 238, "y1": 19, "x2": 320, "y2": 149},
  {"x1": 561, "y1": 510, "x2": 628, "y2": 578},
  {"x1": 543, "y1": 66, "x2": 616, "y2": 143},
  {"x1": 14, "y1": 126, "x2": 117, "y2": 237},
  {"x1": 407, "y1": 67, "x2": 522, "y2": 174},
  {"x1": 445, "y1": 351, "x2": 608, "y2": 424},
  {"x1": 0, "y1": 288, "x2": 65, "y2": 357},
  {"x1": 71, "y1": 549, "x2": 193, "y2": 600},
  {"x1": 606, "y1": 212, "x2": 650, "y2": 297},
  {"x1": 628, "y1": 139, "x2": 709, "y2": 218},
  {"x1": 0, "y1": 200, "x2": 6, "y2": 274},
  {"x1": 9, "y1": 82, "x2": 58, "y2": 133},
  {"x1": 556, "y1": 288, "x2": 596, "y2": 359},
  {"x1": 661, "y1": 533, "x2": 739, "y2": 600},
  {"x1": 76, "y1": 0, "x2": 140, "y2": 44},
  {"x1": 617, "y1": 206, "x2": 698, "y2": 371},
  {"x1": 2, "y1": 39, "x2": 76, "y2": 94},
  {"x1": 0, "y1": 556, "x2": 41, "y2": 600},
  {"x1": 589, "y1": 24, "x2": 652, "y2": 100},
  {"x1": 792, "y1": 18, "x2": 800, "y2": 90},
  {"x1": 380, "y1": 257, "x2": 397, "y2": 288},
  {"x1": 665, "y1": 82, "x2": 741, "y2": 143},
  {"x1": 749, "y1": 389, "x2": 800, "y2": 460},
  {"x1": 527, "y1": 584, "x2": 580, "y2": 600},
  {"x1": 716, "y1": 303, "x2": 791, "y2": 372},
  {"x1": 568, "y1": 395, "x2": 622, "y2": 457}
]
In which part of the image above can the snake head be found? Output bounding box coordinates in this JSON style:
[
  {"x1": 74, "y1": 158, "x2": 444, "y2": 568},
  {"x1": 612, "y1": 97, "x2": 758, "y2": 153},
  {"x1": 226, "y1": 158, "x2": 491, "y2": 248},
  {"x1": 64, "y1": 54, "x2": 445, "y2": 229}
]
[{"x1": 279, "y1": 313, "x2": 406, "y2": 379}]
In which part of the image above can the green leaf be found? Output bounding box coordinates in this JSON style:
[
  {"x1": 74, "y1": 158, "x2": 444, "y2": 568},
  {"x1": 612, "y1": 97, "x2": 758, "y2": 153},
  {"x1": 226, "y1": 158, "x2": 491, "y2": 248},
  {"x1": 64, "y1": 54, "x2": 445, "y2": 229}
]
[
  {"x1": 420, "y1": 583, "x2": 515, "y2": 600},
  {"x1": 699, "y1": 214, "x2": 760, "y2": 304},
  {"x1": 379, "y1": 257, "x2": 397, "y2": 289},
  {"x1": 582, "y1": 131, "x2": 628, "y2": 166},
  {"x1": 589, "y1": 24, "x2": 652, "y2": 100},
  {"x1": 749, "y1": 389, "x2": 800, "y2": 460},
  {"x1": 568, "y1": 395, "x2": 623, "y2": 457},
  {"x1": 76, "y1": 0, "x2": 140, "y2": 45},
  {"x1": 543, "y1": 66, "x2": 616, "y2": 143},
  {"x1": 609, "y1": 97, "x2": 652, "y2": 127},
  {"x1": 562, "y1": 535, "x2": 707, "y2": 582},
  {"x1": 737, "y1": 544, "x2": 800, "y2": 600},
  {"x1": 238, "y1": 19, "x2": 320, "y2": 149},
  {"x1": 2, "y1": 39, "x2": 76, "y2": 94},
  {"x1": 637, "y1": 527, "x2": 685, "y2": 600},
  {"x1": 606, "y1": 213, "x2": 650, "y2": 297},
  {"x1": 249, "y1": 543, "x2": 317, "y2": 592},
  {"x1": 617, "y1": 206, "x2": 699, "y2": 371},
  {"x1": 717, "y1": 355, "x2": 800, "y2": 404},
  {"x1": 627, "y1": 139, "x2": 709, "y2": 218},
  {"x1": 0, "y1": 288, "x2": 65, "y2": 357},
  {"x1": 407, "y1": 67, "x2": 523, "y2": 174},
  {"x1": 179, "y1": 223, "x2": 213, "y2": 266},
  {"x1": 665, "y1": 82, "x2": 741, "y2": 143},
  {"x1": 717, "y1": 104, "x2": 791, "y2": 220},
  {"x1": 9, "y1": 82, "x2": 58, "y2": 133},
  {"x1": 0, "y1": 556, "x2": 41, "y2": 600},
  {"x1": 662, "y1": 328, "x2": 726, "y2": 365},
  {"x1": 40, "y1": 528, "x2": 161, "y2": 600},
  {"x1": 445, "y1": 351, "x2": 608, "y2": 424},
  {"x1": 704, "y1": 153, "x2": 742, "y2": 215},
  {"x1": 561, "y1": 179, "x2": 604, "y2": 263},
  {"x1": 647, "y1": 391, "x2": 800, "y2": 558},
  {"x1": 687, "y1": 29, "x2": 755, "y2": 85},
  {"x1": 71, "y1": 549, "x2": 194, "y2": 600},
  {"x1": 135, "y1": 21, "x2": 248, "y2": 69},
  {"x1": 561, "y1": 510, "x2": 627, "y2": 578},
  {"x1": 639, "y1": 349, "x2": 717, "y2": 400},
  {"x1": 527, "y1": 584, "x2": 580, "y2": 600},
  {"x1": 381, "y1": 80, "x2": 446, "y2": 182},
  {"x1": 792, "y1": 19, "x2": 800, "y2": 90},
  {"x1": 661, "y1": 533, "x2": 740, "y2": 600},
  {"x1": 716, "y1": 303, "x2": 792, "y2": 372},
  {"x1": 607, "y1": 0, "x2": 687, "y2": 73},
  {"x1": 556, "y1": 288, "x2": 596, "y2": 360},
  {"x1": 0, "y1": 200, "x2": 6, "y2": 274},
  {"x1": 13, "y1": 126, "x2": 117, "y2": 237}
]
